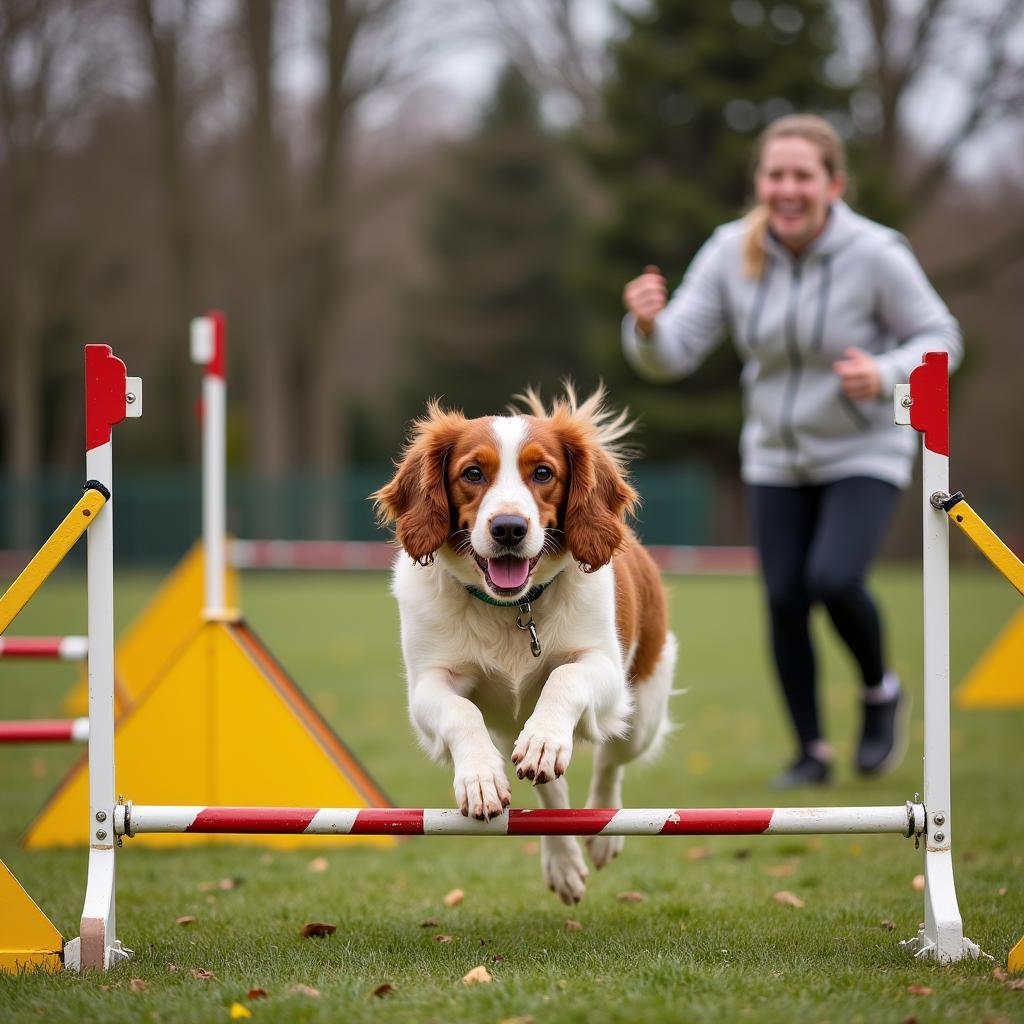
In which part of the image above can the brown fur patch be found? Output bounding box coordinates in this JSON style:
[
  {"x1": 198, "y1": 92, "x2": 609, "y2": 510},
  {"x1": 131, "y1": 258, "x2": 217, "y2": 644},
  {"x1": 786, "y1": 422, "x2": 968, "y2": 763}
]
[{"x1": 612, "y1": 535, "x2": 668, "y2": 685}]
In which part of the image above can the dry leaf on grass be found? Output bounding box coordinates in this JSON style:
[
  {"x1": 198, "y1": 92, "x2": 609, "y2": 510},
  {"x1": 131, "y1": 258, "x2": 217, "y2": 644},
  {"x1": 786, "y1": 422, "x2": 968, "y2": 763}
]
[
  {"x1": 372, "y1": 983, "x2": 396, "y2": 998},
  {"x1": 167, "y1": 964, "x2": 178, "y2": 973},
  {"x1": 444, "y1": 888, "x2": 465, "y2": 907},
  {"x1": 772, "y1": 890, "x2": 805, "y2": 909},
  {"x1": 308, "y1": 857, "x2": 329, "y2": 873},
  {"x1": 247, "y1": 988, "x2": 268, "y2": 1000},
  {"x1": 461, "y1": 965, "x2": 493, "y2": 985},
  {"x1": 993, "y1": 967, "x2": 1009, "y2": 982},
  {"x1": 288, "y1": 984, "x2": 321, "y2": 998},
  {"x1": 420, "y1": 918, "x2": 440, "y2": 928},
  {"x1": 190, "y1": 968, "x2": 216, "y2": 980},
  {"x1": 998, "y1": 887, "x2": 1008, "y2": 897},
  {"x1": 129, "y1": 978, "x2": 147, "y2": 992},
  {"x1": 617, "y1": 891, "x2": 645, "y2": 903},
  {"x1": 763, "y1": 864, "x2": 795, "y2": 877},
  {"x1": 433, "y1": 934, "x2": 454, "y2": 943},
  {"x1": 521, "y1": 842, "x2": 540, "y2": 855},
  {"x1": 686, "y1": 847, "x2": 709, "y2": 862},
  {"x1": 492, "y1": 955, "x2": 507, "y2": 964},
  {"x1": 907, "y1": 984, "x2": 934, "y2": 996},
  {"x1": 229, "y1": 1003, "x2": 252, "y2": 1020},
  {"x1": 912, "y1": 874, "x2": 926, "y2": 891},
  {"x1": 218, "y1": 877, "x2": 240, "y2": 891},
  {"x1": 300, "y1": 922, "x2": 337, "y2": 938},
  {"x1": 175, "y1": 915, "x2": 197, "y2": 927},
  {"x1": 1007, "y1": 979, "x2": 1024, "y2": 990},
  {"x1": 880, "y1": 920, "x2": 896, "y2": 931},
  {"x1": 564, "y1": 920, "x2": 583, "y2": 931}
]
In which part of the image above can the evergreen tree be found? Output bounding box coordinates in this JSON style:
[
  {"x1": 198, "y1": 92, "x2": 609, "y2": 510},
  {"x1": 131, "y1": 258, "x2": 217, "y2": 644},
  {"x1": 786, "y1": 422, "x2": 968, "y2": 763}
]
[
  {"x1": 403, "y1": 65, "x2": 586, "y2": 420},
  {"x1": 581, "y1": 0, "x2": 850, "y2": 463}
]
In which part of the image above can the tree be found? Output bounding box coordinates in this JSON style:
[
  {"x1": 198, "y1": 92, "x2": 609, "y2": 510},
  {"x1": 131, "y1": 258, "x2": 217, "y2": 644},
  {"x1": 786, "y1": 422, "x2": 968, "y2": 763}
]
[
  {"x1": 403, "y1": 65, "x2": 586, "y2": 420},
  {"x1": 579, "y1": 0, "x2": 850, "y2": 465}
]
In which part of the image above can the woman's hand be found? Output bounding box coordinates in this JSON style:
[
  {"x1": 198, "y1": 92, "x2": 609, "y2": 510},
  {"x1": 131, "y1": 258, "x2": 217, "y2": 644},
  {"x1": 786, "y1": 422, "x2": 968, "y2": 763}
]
[
  {"x1": 833, "y1": 347, "x2": 882, "y2": 402},
  {"x1": 623, "y1": 265, "x2": 667, "y2": 336}
]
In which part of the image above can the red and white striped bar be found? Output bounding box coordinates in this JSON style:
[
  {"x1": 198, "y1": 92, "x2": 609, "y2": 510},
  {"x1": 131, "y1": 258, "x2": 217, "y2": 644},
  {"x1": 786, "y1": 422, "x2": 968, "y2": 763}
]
[
  {"x1": 118, "y1": 804, "x2": 916, "y2": 838},
  {"x1": 0, "y1": 717, "x2": 89, "y2": 743},
  {"x1": 0, "y1": 635, "x2": 88, "y2": 660}
]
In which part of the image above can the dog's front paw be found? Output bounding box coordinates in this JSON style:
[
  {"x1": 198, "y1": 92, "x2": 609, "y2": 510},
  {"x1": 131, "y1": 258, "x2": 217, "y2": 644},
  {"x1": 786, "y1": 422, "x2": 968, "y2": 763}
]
[
  {"x1": 585, "y1": 833, "x2": 624, "y2": 869},
  {"x1": 454, "y1": 761, "x2": 511, "y2": 821},
  {"x1": 511, "y1": 721, "x2": 573, "y2": 784},
  {"x1": 541, "y1": 836, "x2": 588, "y2": 904}
]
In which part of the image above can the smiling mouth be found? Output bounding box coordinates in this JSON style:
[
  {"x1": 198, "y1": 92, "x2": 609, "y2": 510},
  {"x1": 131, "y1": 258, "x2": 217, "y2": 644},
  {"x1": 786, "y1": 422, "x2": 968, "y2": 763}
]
[{"x1": 472, "y1": 552, "x2": 541, "y2": 595}]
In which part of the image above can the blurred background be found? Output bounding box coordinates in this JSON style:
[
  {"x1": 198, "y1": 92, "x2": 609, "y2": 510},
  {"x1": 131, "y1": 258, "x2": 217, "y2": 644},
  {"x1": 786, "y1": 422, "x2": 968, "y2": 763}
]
[{"x1": 1, "y1": 0, "x2": 1021, "y2": 565}]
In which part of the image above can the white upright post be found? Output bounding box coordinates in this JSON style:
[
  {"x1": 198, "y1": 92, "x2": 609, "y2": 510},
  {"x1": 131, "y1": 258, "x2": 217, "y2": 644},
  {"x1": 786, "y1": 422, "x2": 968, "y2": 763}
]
[
  {"x1": 65, "y1": 345, "x2": 141, "y2": 971},
  {"x1": 191, "y1": 312, "x2": 228, "y2": 619},
  {"x1": 896, "y1": 351, "x2": 983, "y2": 963}
]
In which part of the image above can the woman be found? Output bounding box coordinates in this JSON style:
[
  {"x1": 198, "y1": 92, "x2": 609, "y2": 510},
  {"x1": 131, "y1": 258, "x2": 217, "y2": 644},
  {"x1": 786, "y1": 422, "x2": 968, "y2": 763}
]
[{"x1": 621, "y1": 114, "x2": 962, "y2": 788}]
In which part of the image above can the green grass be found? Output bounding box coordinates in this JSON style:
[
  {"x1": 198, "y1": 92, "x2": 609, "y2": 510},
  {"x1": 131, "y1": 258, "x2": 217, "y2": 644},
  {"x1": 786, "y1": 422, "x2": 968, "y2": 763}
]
[{"x1": 1, "y1": 564, "x2": 1022, "y2": 1023}]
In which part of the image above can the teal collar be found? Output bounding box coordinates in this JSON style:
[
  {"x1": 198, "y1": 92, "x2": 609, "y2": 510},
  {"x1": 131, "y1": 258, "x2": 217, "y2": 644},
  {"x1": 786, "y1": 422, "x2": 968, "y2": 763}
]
[{"x1": 465, "y1": 574, "x2": 560, "y2": 608}]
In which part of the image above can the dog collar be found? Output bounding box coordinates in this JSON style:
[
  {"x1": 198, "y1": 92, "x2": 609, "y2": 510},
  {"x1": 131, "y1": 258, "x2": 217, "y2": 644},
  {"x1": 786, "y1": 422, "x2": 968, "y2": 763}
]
[{"x1": 464, "y1": 572, "x2": 563, "y2": 659}]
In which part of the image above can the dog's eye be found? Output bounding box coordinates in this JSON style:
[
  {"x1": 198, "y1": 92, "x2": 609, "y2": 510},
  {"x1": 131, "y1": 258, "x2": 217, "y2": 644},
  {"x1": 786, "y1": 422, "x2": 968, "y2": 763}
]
[
  {"x1": 532, "y1": 465, "x2": 554, "y2": 483},
  {"x1": 462, "y1": 466, "x2": 485, "y2": 483}
]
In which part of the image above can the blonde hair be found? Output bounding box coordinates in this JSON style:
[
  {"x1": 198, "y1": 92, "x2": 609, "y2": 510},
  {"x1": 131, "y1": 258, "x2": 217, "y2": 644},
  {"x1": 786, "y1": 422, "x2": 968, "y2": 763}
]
[{"x1": 743, "y1": 114, "x2": 846, "y2": 278}]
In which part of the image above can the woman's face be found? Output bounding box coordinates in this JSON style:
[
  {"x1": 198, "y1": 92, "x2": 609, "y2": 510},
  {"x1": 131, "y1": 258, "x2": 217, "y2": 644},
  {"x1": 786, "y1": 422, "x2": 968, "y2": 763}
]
[{"x1": 755, "y1": 136, "x2": 845, "y2": 254}]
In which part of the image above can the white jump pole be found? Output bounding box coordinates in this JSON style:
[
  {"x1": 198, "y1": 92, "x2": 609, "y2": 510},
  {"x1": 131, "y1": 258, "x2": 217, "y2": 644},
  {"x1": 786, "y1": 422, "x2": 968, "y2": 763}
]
[
  {"x1": 895, "y1": 351, "x2": 982, "y2": 963},
  {"x1": 65, "y1": 345, "x2": 141, "y2": 972},
  {"x1": 191, "y1": 312, "x2": 229, "y2": 619}
]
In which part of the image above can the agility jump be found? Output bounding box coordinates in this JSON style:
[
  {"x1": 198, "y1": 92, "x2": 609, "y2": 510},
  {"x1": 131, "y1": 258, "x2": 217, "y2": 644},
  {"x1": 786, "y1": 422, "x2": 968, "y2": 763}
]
[{"x1": 3, "y1": 345, "x2": 1021, "y2": 972}]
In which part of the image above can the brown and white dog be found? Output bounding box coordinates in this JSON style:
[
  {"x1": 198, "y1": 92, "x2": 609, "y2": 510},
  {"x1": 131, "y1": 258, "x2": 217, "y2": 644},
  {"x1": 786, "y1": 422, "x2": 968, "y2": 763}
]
[{"x1": 373, "y1": 388, "x2": 676, "y2": 903}]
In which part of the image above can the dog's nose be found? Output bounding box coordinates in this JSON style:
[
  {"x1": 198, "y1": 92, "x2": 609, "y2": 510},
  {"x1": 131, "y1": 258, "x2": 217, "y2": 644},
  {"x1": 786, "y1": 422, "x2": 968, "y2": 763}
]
[{"x1": 490, "y1": 515, "x2": 528, "y2": 547}]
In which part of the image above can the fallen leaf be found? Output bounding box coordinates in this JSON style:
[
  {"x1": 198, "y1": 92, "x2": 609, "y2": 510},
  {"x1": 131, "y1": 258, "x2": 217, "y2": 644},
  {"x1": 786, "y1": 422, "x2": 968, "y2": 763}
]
[
  {"x1": 558, "y1": 979, "x2": 568, "y2": 990},
  {"x1": 218, "y1": 877, "x2": 239, "y2": 891},
  {"x1": 247, "y1": 988, "x2": 268, "y2": 1000},
  {"x1": 167, "y1": 964, "x2": 178, "y2": 973},
  {"x1": 444, "y1": 888, "x2": 465, "y2": 907},
  {"x1": 880, "y1": 920, "x2": 896, "y2": 931},
  {"x1": 230, "y1": 1003, "x2": 252, "y2": 1020},
  {"x1": 907, "y1": 984, "x2": 934, "y2": 995},
  {"x1": 912, "y1": 874, "x2": 926, "y2": 891},
  {"x1": 763, "y1": 864, "x2": 795, "y2": 877},
  {"x1": 617, "y1": 891, "x2": 645, "y2": 903},
  {"x1": 998, "y1": 887, "x2": 1007, "y2": 897},
  {"x1": 419, "y1": 918, "x2": 440, "y2": 928},
  {"x1": 372, "y1": 983, "x2": 395, "y2": 998},
  {"x1": 176, "y1": 916, "x2": 197, "y2": 927},
  {"x1": 308, "y1": 857, "x2": 329, "y2": 873},
  {"x1": 433, "y1": 934, "x2": 454, "y2": 943},
  {"x1": 300, "y1": 922, "x2": 337, "y2": 938},
  {"x1": 521, "y1": 842, "x2": 540, "y2": 855},
  {"x1": 461, "y1": 965, "x2": 492, "y2": 985},
  {"x1": 1007, "y1": 979, "x2": 1024, "y2": 990},
  {"x1": 993, "y1": 967, "x2": 1009, "y2": 981},
  {"x1": 288, "y1": 984, "x2": 320, "y2": 998},
  {"x1": 772, "y1": 891, "x2": 805, "y2": 909},
  {"x1": 190, "y1": 968, "x2": 216, "y2": 980},
  {"x1": 686, "y1": 847, "x2": 709, "y2": 862},
  {"x1": 129, "y1": 978, "x2": 147, "y2": 992},
  {"x1": 492, "y1": 954, "x2": 507, "y2": 964},
  {"x1": 564, "y1": 920, "x2": 583, "y2": 931},
  {"x1": 733, "y1": 848, "x2": 751, "y2": 860}
]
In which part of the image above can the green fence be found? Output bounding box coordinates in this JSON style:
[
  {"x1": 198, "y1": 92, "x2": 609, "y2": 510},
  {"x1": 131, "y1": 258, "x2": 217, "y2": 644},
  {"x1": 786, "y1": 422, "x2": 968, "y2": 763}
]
[{"x1": 0, "y1": 463, "x2": 717, "y2": 566}]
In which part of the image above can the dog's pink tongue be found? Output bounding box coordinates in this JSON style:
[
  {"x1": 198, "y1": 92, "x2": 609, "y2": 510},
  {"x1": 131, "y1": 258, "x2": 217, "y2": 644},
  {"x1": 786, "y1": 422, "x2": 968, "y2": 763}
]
[{"x1": 488, "y1": 556, "x2": 530, "y2": 590}]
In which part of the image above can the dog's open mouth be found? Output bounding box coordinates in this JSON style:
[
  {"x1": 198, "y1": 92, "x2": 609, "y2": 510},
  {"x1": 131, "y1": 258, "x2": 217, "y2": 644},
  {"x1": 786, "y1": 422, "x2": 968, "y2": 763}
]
[{"x1": 473, "y1": 552, "x2": 541, "y2": 596}]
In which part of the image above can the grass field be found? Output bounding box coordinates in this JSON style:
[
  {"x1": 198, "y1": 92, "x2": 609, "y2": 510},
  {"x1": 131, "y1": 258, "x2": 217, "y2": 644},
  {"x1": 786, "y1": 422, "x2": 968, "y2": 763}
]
[{"x1": 1, "y1": 563, "x2": 1022, "y2": 1023}]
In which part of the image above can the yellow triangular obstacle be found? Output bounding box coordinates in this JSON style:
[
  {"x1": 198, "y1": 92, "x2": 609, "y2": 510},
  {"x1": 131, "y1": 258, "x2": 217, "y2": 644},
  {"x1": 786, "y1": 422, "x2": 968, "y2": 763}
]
[
  {"x1": 1010, "y1": 936, "x2": 1024, "y2": 974},
  {"x1": 956, "y1": 608, "x2": 1024, "y2": 708},
  {"x1": 61, "y1": 542, "x2": 238, "y2": 716},
  {"x1": 27, "y1": 619, "x2": 394, "y2": 850},
  {"x1": 0, "y1": 859, "x2": 63, "y2": 973}
]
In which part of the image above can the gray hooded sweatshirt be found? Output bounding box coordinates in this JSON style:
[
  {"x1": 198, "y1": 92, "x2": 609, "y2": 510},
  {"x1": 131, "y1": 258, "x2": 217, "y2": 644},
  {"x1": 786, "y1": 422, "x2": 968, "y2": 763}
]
[{"x1": 622, "y1": 201, "x2": 963, "y2": 488}]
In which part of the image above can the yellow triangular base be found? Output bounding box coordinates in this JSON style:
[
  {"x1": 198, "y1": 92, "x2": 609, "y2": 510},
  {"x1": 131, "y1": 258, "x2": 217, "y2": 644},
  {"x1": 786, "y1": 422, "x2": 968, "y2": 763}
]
[
  {"x1": 61, "y1": 542, "x2": 239, "y2": 716},
  {"x1": 1010, "y1": 936, "x2": 1024, "y2": 974},
  {"x1": 27, "y1": 621, "x2": 394, "y2": 850},
  {"x1": 0, "y1": 860, "x2": 63, "y2": 973},
  {"x1": 956, "y1": 608, "x2": 1024, "y2": 708}
]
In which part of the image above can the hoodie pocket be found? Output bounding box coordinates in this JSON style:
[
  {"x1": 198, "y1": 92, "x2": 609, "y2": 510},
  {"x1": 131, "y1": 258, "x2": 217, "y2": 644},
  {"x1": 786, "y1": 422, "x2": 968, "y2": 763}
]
[{"x1": 838, "y1": 393, "x2": 871, "y2": 431}]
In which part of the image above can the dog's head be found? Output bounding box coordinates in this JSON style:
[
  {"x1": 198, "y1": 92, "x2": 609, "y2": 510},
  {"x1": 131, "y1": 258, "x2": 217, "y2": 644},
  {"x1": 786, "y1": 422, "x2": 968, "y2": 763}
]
[{"x1": 372, "y1": 387, "x2": 638, "y2": 601}]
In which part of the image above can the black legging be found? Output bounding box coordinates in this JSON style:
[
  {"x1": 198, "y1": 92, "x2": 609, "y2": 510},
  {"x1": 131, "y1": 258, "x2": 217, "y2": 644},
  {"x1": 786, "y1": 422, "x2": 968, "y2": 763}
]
[{"x1": 748, "y1": 477, "x2": 900, "y2": 751}]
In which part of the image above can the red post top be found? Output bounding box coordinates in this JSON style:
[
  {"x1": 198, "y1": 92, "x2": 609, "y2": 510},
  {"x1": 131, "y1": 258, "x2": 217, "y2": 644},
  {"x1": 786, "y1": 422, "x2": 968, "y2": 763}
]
[
  {"x1": 909, "y1": 351, "x2": 949, "y2": 457},
  {"x1": 85, "y1": 345, "x2": 127, "y2": 452},
  {"x1": 207, "y1": 309, "x2": 226, "y2": 380}
]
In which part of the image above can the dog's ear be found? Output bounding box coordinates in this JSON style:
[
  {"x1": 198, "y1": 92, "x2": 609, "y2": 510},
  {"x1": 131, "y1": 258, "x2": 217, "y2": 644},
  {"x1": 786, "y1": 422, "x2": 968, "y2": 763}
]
[
  {"x1": 561, "y1": 426, "x2": 638, "y2": 573},
  {"x1": 372, "y1": 404, "x2": 462, "y2": 565}
]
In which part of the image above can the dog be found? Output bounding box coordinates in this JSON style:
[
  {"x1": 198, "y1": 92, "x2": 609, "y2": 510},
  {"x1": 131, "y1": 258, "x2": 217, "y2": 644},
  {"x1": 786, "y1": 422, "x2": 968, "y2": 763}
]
[{"x1": 373, "y1": 387, "x2": 677, "y2": 904}]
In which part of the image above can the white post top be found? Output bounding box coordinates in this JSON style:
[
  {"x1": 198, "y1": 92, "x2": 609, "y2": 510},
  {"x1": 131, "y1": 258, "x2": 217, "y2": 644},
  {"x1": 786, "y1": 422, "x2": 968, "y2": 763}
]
[{"x1": 190, "y1": 317, "x2": 215, "y2": 366}]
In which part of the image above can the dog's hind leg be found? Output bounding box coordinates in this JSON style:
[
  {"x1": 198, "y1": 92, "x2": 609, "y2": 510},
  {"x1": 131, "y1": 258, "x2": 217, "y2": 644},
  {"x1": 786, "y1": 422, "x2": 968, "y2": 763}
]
[
  {"x1": 535, "y1": 775, "x2": 589, "y2": 905},
  {"x1": 585, "y1": 632, "x2": 678, "y2": 869}
]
